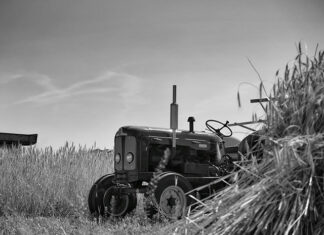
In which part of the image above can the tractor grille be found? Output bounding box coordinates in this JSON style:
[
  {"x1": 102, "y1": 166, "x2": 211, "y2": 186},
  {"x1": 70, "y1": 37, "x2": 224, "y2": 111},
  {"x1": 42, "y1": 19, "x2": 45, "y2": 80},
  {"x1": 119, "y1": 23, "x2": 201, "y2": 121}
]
[{"x1": 114, "y1": 136, "x2": 137, "y2": 171}]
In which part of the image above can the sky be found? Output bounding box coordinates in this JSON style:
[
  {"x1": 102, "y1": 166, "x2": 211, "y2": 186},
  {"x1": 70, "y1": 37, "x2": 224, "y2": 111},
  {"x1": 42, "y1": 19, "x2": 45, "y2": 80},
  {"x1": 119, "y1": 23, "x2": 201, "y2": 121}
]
[{"x1": 0, "y1": 0, "x2": 324, "y2": 149}]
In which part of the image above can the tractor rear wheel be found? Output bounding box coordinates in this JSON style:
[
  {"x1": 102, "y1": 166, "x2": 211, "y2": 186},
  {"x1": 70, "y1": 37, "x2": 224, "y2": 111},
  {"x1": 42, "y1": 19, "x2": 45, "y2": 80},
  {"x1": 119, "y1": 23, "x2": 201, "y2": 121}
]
[{"x1": 154, "y1": 173, "x2": 193, "y2": 219}]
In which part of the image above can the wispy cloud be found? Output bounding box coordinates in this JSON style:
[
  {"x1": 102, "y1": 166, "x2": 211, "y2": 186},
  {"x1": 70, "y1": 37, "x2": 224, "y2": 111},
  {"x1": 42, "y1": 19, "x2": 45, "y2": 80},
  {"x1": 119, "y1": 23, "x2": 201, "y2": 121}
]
[
  {"x1": 119, "y1": 73, "x2": 146, "y2": 112},
  {"x1": 0, "y1": 73, "x2": 24, "y2": 84},
  {"x1": 8, "y1": 71, "x2": 145, "y2": 107}
]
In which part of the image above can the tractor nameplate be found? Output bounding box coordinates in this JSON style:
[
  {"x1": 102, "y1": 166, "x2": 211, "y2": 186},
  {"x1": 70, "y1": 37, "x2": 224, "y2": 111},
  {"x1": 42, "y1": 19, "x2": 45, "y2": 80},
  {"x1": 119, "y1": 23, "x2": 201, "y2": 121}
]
[{"x1": 198, "y1": 143, "x2": 208, "y2": 149}]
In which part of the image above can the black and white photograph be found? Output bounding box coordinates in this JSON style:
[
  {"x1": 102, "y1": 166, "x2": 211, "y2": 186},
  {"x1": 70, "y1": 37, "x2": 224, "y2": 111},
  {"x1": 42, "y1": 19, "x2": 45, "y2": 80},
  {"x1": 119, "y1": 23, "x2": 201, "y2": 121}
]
[{"x1": 1, "y1": 0, "x2": 324, "y2": 234}]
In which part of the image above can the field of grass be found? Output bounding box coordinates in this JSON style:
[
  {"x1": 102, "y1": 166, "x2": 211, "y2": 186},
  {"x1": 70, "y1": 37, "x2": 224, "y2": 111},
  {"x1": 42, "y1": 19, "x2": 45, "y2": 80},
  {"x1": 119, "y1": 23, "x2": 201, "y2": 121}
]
[
  {"x1": 0, "y1": 144, "x2": 112, "y2": 218},
  {"x1": 0, "y1": 144, "x2": 168, "y2": 234},
  {"x1": 0, "y1": 215, "x2": 165, "y2": 235}
]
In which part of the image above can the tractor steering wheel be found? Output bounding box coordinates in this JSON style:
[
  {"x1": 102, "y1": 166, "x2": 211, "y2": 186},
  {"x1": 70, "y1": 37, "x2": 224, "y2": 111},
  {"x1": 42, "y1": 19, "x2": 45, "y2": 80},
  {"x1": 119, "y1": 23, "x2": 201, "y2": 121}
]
[{"x1": 205, "y1": 119, "x2": 233, "y2": 137}]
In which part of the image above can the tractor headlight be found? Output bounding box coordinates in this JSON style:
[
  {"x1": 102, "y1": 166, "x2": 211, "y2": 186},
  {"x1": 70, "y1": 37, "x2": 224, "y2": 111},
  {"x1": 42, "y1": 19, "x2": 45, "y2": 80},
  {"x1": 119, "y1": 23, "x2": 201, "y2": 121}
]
[
  {"x1": 115, "y1": 153, "x2": 121, "y2": 163},
  {"x1": 126, "y1": 152, "x2": 134, "y2": 163}
]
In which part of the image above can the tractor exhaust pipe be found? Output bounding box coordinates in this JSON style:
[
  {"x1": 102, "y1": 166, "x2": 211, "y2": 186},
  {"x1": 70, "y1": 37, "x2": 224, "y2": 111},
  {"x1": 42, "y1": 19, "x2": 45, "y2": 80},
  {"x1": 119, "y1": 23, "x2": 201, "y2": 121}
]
[{"x1": 170, "y1": 85, "x2": 178, "y2": 148}]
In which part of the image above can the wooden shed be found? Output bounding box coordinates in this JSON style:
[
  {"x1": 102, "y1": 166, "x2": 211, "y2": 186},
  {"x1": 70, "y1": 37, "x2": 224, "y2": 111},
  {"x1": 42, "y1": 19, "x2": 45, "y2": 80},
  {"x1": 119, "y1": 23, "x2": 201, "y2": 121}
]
[{"x1": 0, "y1": 133, "x2": 37, "y2": 147}]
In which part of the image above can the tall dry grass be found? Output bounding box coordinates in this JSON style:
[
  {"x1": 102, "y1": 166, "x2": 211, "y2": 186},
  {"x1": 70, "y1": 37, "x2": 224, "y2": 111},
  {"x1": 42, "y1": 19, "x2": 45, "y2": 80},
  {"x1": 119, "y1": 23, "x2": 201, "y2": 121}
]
[
  {"x1": 0, "y1": 144, "x2": 171, "y2": 234},
  {"x1": 0, "y1": 143, "x2": 113, "y2": 217},
  {"x1": 267, "y1": 44, "x2": 324, "y2": 137},
  {"x1": 169, "y1": 45, "x2": 324, "y2": 235}
]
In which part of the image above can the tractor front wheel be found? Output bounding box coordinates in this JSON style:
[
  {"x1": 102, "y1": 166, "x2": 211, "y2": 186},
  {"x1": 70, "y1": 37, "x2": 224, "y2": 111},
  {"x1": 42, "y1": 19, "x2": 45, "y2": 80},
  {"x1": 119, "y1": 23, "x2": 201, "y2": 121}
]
[
  {"x1": 103, "y1": 187, "x2": 134, "y2": 217},
  {"x1": 88, "y1": 174, "x2": 137, "y2": 218},
  {"x1": 88, "y1": 174, "x2": 114, "y2": 217}
]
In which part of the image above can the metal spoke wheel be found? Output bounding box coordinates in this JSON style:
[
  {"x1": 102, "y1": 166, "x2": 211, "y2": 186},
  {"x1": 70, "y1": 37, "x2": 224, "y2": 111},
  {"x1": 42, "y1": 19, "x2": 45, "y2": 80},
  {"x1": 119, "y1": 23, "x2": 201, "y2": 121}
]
[
  {"x1": 159, "y1": 185, "x2": 187, "y2": 219},
  {"x1": 103, "y1": 187, "x2": 130, "y2": 217},
  {"x1": 153, "y1": 173, "x2": 193, "y2": 220}
]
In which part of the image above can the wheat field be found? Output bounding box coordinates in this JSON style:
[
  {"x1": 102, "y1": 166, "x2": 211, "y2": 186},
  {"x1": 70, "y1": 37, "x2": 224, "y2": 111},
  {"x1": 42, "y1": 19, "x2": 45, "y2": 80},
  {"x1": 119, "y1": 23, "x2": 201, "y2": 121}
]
[
  {"x1": 0, "y1": 144, "x2": 168, "y2": 234},
  {"x1": 1, "y1": 45, "x2": 323, "y2": 235}
]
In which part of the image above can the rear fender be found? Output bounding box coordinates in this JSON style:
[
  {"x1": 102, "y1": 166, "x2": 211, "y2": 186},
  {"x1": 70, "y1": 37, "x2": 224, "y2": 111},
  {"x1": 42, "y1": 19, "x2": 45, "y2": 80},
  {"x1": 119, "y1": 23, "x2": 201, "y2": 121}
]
[
  {"x1": 238, "y1": 131, "x2": 264, "y2": 158},
  {"x1": 155, "y1": 172, "x2": 193, "y2": 192}
]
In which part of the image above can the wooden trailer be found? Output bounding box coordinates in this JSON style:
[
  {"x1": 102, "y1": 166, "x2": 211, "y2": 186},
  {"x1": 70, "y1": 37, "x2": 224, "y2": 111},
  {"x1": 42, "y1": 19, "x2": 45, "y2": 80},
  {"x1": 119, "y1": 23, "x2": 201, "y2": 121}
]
[{"x1": 0, "y1": 132, "x2": 37, "y2": 147}]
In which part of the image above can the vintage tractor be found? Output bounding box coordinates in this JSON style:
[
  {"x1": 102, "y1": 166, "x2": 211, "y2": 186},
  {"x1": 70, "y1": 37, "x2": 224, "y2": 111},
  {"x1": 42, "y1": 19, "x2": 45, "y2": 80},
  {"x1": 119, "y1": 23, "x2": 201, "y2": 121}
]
[{"x1": 88, "y1": 86, "x2": 264, "y2": 219}]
